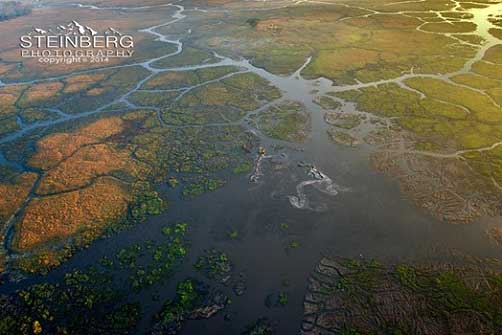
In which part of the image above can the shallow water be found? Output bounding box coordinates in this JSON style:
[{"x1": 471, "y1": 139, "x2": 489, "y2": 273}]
[{"x1": 1, "y1": 1, "x2": 502, "y2": 334}]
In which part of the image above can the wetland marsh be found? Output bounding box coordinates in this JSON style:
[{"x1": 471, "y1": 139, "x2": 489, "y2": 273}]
[{"x1": 1, "y1": 0, "x2": 502, "y2": 334}]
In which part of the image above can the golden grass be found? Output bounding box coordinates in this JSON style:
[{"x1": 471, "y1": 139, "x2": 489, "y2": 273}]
[
  {"x1": 484, "y1": 45, "x2": 502, "y2": 64},
  {"x1": 18, "y1": 81, "x2": 63, "y2": 108},
  {"x1": 0, "y1": 172, "x2": 38, "y2": 222},
  {"x1": 488, "y1": 88, "x2": 502, "y2": 106},
  {"x1": 10, "y1": 116, "x2": 155, "y2": 254},
  {"x1": 306, "y1": 48, "x2": 381, "y2": 83},
  {"x1": 36, "y1": 143, "x2": 148, "y2": 194},
  {"x1": 489, "y1": 28, "x2": 502, "y2": 40},
  {"x1": 452, "y1": 34, "x2": 485, "y2": 45},
  {"x1": 0, "y1": 85, "x2": 27, "y2": 119},
  {"x1": 143, "y1": 71, "x2": 196, "y2": 89},
  {"x1": 451, "y1": 73, "x2": 502, "y2": 90},
  {"x1": 86, "y1": 87, "x2": 107, "y2": 96},
  {"x1": 29, "y1": 117, "x2": 125, "y2": 170},
  {"x1": 472, "y1": 61, "x2": 502, "y2": 80},
  {"x1": 63, "y1": 73, "x2": 106, "y2": 94},
  {"x1": 421, "y1": 21, "x2": 477, "y2": 33},
  {"x1": 13, "y1": 177, "x2": 130, "y2": 251}
]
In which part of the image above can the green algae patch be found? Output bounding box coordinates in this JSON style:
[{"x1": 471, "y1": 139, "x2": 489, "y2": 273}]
[
  {"x1": 159, "y1": 279, "x2": 203, "y2": 323},
  {"x1": 233, "y1": 161, "x2": 253, "y2": 174}
]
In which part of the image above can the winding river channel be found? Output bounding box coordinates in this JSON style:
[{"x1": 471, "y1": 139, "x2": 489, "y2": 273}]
[{"x1": 1, "y1": 0, "x2": 502, "y2": 334}]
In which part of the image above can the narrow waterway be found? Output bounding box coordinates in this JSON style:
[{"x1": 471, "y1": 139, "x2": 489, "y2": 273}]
[{"x1": 1, "y1": 1, "x2": 502, "y2": 334}]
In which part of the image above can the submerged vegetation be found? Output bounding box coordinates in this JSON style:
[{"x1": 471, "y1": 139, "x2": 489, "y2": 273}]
[
  {"x1": 0, "y1": 267, "x2": 141, "y2": 334},
  {"x1": 181, "y1": 177, "x2": 226, "y2": 199},
  {"x1": 118, "y1": 222, "x2": 189, "y2": 290},
  {"x1": 0, "y1": 221, "x2": 191, "y2": 333},
  {"x1": 194, "y1": 249, "x2": 232, "y2": 279},
  {"x1": 151, "y1": 278, "x2": 229, "y2": 334},
  {"x1": 243, "y1": 318, "x2": 275, "y2": 335}
]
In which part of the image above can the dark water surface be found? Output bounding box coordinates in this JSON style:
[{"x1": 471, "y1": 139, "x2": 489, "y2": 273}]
[{"x1": 1, "y1": 1, "x2": 502, "y2": 334}]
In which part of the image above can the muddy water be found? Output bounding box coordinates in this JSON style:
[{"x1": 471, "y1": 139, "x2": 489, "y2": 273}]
[{"x1": 1, "y1": 1, "x2": 502, "y2": 334}]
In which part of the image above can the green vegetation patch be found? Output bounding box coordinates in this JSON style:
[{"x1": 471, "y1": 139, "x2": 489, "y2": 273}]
[
  {"x1": 242, "y1": 318, "x2": 275, "y2": 335},
  {"x1": 182, "y1": 177, "x2": 226, "y2": 199},
  {"x1": 151, "y1": 47, "x2": 219, "y2": 69},
  {"x1": 472, "y1": 60, "x2": 502, "y2": 81},
  {"x1": 314, "y1": 95, "x2": 342, "y2": 110},
  {"x1": 0, "y1": 115, "x2": 19, "y2": 136},
  {"x1": 19, "y1": 108, "x2": 58, "y2": 124},
  {"x1": 451, "y1": 73, "x2": 502, "y2": 90},
  {"x1": 129, "y1": 182, "x2": 166, "y2": 223},
  {"x1": 152, "y1": 278, "x2": 229, "y2": 334},
  {"x1": 221, "y1": 72, "x2": 281, "y2": 101},
  {"x1": 335, "y1": 82, "x2": 502, "y2": 152},
  {"x1": 160, "y1": 72, "x2": 280, "y2": 125},
  {"x1": 0, "y1": 267, "x2": 141, "y2": 334},
  {"x1": 324, "y1": 112, "x2": 361, "y2": 129},
  {"x1": 128, "y1": 91, "x2": 178, "y2": 108},
  {"x1": 115, "y1": 222, "x2": 189, "y2": 290},
  {"x1": 143, "y1": 66, "x2": 241, "y2": 90},
  {"x1": 194, "y1": 249, "x2": 231, "y2": 279},
  {"x1": 421, "y1": 21, "x2": 477, "y2": 33},
  {"x1": 253, "y1": 101, "x2": 310, "y2": 142},
  {"x1": 406, "y1": 77, "x2": 502, "y2": 122},
  {"x1": 327, "y1": 129, "x2": 359, "y2": 147},
  {"x1": 15, "y1": 67, "x2": 150, "y2": 114},
  {"x1": 305, "y1": 257, "x2": 502, "y2": 334},
  {"x1": 489, "y1": 28, "x2": 502, "y2": 40}
]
